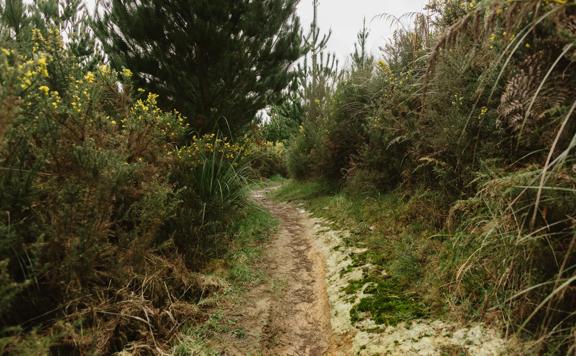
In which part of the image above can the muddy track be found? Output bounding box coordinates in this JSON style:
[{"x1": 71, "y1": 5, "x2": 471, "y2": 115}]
[
  {"x1": 213, "y1": 188, "x2": 339, "y2": 355},
  {"x1": 208, "y1": 187, "x2": 515, "y2": 356},
  {"x1": 254, "y1": 188, "x2": 333, "y2": 355}
]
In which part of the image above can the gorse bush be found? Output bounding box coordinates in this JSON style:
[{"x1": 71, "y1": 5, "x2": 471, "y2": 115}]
[
  {"x1": 285, "y1": 0, "x2": 576, "y2": 352},
  {"x1": 0, "y1": 20, "x2": 250, "y2": 355},
  {"x1": 1, "y1": 30, "x2": 179, "y2": 352}
]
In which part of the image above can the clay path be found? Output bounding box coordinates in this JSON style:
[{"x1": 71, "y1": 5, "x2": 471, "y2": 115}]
[
  {"x1": 208, "y1": 188, "x2": 514, "y2": 356},
  {"x1": 214, "y1": 188, "x2": 338, "y2": 355}
]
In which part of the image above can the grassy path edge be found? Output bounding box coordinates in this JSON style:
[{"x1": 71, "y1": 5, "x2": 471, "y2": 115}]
[{"x1": 273, "y1": 179, "x2": 523, "y2": 355}]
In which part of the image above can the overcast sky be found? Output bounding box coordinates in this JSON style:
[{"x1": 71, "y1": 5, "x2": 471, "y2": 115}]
[
  {"x1": 296, "y1": 0, "x2": 428, "y2": 65},
  {"x1": 81, "y1": 0, "x2": 429, "y2": 64}
]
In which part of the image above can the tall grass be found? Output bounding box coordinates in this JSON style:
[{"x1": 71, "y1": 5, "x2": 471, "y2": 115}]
[
  {"x1": 283, "y1": 0, "x2": 576, "y2": 351},
  {"x1": 166, "y1": 135, "x2": 251, "y2": 268}
]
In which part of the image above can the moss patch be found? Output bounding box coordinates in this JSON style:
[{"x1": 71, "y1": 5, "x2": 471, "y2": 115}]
[
  {"x1": 350, "y1": 277, "x2": 428, "y2": 326},
  {"x1": 343, "y1": 275, "x2": 428, "y2": 326},
  {"x1": 275, "y1": 179, "x2": 446, "y2": 323}
]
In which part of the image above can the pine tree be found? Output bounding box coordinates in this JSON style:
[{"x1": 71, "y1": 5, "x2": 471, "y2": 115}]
[
  {"x1": 0, "y1": 0, "x2": 29, "y2": 41},
  {"x1": 351, "y1": 18, "x2": 372, "y2": 70},
  {"x1": 296, "y1": 0, "x2": 339, "y2": 122},
  {"x1": 94, "y1": 0, "x2": 304, "y2": 136}
]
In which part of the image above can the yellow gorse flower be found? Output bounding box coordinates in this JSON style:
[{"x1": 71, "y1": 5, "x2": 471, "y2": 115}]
[
  {"x1": 122, "y1": 68, "x2": 133, "y2": 78},
  {"x1": 50, "y1": 93, "x2": 61, "y2": 108},
  {"x1": 545, "y1": 0, "x2": 567, "y2": 4},
  {"x1": 146, "y1": 93, "x2": 159, "y2": 105},
  {"x1": 98, "y1": 64, "x2": 111, "y2": 74},
  {"x1": 37, "y1": 56, "x2": 49, "y2": 77},
  {"x1": 176, "y1": 134, "x2": 244, "y2": 164},
  {"x1": 84, "y1": 71, "x2": 95, "y2": 83},
  {"x1": 39, "y1": 85, "x2": 50, "y2": 96},
  {"x1": 135, "y1": 99, "x2": 149, "y2": 112}
]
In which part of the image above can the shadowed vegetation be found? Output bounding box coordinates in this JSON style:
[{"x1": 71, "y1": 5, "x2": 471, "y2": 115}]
[{"x1": 272, "y1": 0, "x2": 576, "y2": 353}]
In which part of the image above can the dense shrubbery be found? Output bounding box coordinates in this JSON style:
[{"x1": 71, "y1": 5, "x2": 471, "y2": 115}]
[
  {"x1": 0, "y1": 17, "x2": 250, "y2": 355},
  {"x1": 285, "y1": 0, "x2": 576, "y2": 352},
  {"x1": 246, "y1": 140, "x2": 287, "y2": 178}
]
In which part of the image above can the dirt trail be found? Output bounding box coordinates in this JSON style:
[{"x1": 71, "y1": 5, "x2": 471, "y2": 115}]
[
  {"x1": 209, "y1": 187, "x2": 515, "y2": 355},
  {"x1": 212, "y1": 187, "x2": 342, "y2": 355}
]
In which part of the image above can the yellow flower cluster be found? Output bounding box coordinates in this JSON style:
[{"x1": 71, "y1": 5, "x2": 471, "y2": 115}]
[
  {"x1": 174, "y1": 134, "x2": 244, "y2": 163},
  {"x1": 14, "y1": 54, "x2": 50, "y2": 90},
  {"x1": 376, "y1": 60, "x2": 411, "y2": 89},
  {"x1": 377, "y1": 60, "x2": 392, "y2": 75},
  {"x1": 71, "y1": 93, "x2": 82, "y2": 113},
  {"x1": 544, "y1": 0, "x2": 567, "y2": 5},
  {"x1": 265, "y1": 140, "x2": 285, "y2": 156},
  {"x1": 47, "y1": 28, "x2": 64, "y2": 49},
  {"x1": 459, "y1": 0, "x2": 477, "y2": 11},
  {"x1": 50, "y1": 90, "x2": 61, "y2": 109},
  {"x1": 122, "y1": 68, "x2": 133, "y2": 79},
  {"x1": 84, "y1": 71, "x2": 95, "y2": 83},
  {"x1": 135, "y1": 99, "x2": 149, "y2": 112},
  {"x1": 98, "y1": 64, "x2": 111, "y2": 75},
  {"x1": 31, "y1": 29, "x2": 44, "y2": 53},
  {"x1": 39, "y1": 85, "x2": 50, "y2": 96},
  {"x1": 132, "y1": 92, "x2": 161, "y2": 115},
  {"x1": 174, "y1": 110, "x2": 186, "y2": 125}
]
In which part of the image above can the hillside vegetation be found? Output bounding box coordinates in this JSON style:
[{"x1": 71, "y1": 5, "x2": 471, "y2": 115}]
[
  {"x1": 0, "y1": 0, "x2": 292, "y2": 353},
  {"x1": 267, "y1": 0, "x2": 576, "y2": 353},
  {"x1": 1, "y1": 0, "x2": 575, "y2": 354}
]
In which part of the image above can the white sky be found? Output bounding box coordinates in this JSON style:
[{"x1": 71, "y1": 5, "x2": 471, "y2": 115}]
[
  {"x1": 82, "y1": 0, "x2": 429, "y2": 64},
  {"x1": 297, "y1": 0, "x2": 429, "y2": 65}
]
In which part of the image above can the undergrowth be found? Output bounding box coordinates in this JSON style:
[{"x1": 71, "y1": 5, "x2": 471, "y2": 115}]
[
  {"x1": 172, "y1": 201, "x2": 278, "y2": 355},
  {"x1": 276, "y1": 0, "x2": 576, "y2": 352},
  {"x1": 274, "y1": 180, "x2": 444, "y2": 325}
]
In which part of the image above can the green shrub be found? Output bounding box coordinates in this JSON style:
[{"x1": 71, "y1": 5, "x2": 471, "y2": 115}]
[
  {"x1": 344, "y1": 62, "x2": 419, "y2": 193},
  {"x1": 286, "y1": 119, "x2": 324, "y2": 180},
  {"x1": 0, "y1": 26, "x2": 249, "y2": 353},
  {"x1": 166, "y1": 134, "x2": 249, "y2": 267},
  {"x1": 246, "y1": 140, "x2": 288, "y2": 178},
  {"x1": 317, "y1": 67, "x2": 373, "y2": 183}
]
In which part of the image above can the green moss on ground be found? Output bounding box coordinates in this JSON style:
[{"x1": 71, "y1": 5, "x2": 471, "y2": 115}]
[
  {"x1": 274, "y1": 179, "x2": 448, "y2": 325},
  {"x1": 350, "y1": 277, "x2": 428, "y2": 326}
]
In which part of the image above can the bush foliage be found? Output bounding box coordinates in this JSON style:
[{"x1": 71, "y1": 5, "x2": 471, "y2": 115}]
[
  {"x1": 284, "y1": 0, "x2": 576, "y2": 352},
  {"x1": 0, "y1": 13, "x2": 250, "y2": 354}
]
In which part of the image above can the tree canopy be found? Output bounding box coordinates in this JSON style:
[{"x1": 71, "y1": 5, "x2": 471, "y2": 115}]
[{"x1": 95, "y1": 0, "x2": 304, "y2": 136}]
